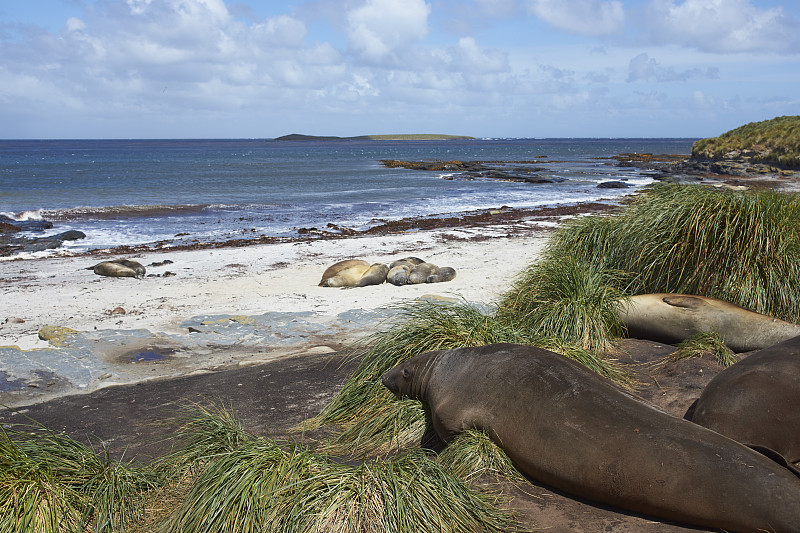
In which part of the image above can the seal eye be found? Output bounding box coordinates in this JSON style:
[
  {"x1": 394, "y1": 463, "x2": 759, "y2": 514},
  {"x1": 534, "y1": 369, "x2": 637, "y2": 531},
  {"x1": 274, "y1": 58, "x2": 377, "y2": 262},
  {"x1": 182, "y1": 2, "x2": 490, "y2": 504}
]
[{"x1": 402, "y1": 368, "x2": 411, "y2": 379}]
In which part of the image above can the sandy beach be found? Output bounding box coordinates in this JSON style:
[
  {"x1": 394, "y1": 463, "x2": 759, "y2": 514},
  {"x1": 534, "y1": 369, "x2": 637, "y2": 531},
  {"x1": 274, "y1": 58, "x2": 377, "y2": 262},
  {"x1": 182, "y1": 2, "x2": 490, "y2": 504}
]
[{"x1": 0, "y1": 218, "x2": 555, "y2": 406}]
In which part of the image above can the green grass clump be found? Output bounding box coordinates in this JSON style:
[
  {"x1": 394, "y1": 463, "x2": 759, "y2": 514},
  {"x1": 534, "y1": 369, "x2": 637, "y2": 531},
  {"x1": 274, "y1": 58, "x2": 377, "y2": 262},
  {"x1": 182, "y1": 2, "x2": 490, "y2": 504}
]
[
  {"x1": 307, "y1": 300, "x2": 628, "y2": 457},
  {"x1": 437, "y1": 430, "x2": 523, "y2": 483},
  {"x1": 496, "y1": 256, "x2": 630, "y2": 353},
  {"x1": 546, "y1": 183, "x2": 800, "y2": 322},
  {"x1": 161, "y1": 405, "x2": 516, "y2": 533},
  {"x1": 0, "y1": 423, "x2": 161, "y2": 533},
  {"x1": 669, "y1": 332, "x2": 738, "y2": 367}
]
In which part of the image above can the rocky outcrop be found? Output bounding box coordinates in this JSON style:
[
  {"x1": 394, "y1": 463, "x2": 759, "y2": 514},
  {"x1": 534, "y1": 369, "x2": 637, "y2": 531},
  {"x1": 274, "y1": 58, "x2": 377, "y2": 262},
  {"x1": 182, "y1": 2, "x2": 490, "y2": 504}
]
[
  {"x1": 0, "y1": 215, "x2": 85, "y2": 256},
  {"x1": 379, "y1": 159, "x2": 561, "y2": 183}
]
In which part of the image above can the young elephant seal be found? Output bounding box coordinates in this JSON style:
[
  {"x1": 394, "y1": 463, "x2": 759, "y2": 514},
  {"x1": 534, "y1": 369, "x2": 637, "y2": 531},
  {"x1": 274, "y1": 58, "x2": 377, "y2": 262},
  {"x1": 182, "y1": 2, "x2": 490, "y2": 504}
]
[
  {"x1": 386, "y1": 265, "x2": 411, "y2": 286},
  {"x1": 426, "y1": 266, "x2": 456, "y2": 283},
  {"x1": 383, "y1": 343, "x2": 800, "y2": 533},
  {"x1": 89, "y1": 259, "x2": 146, "y2": 278},
  {"x1": 619, "y1": 293, "x2": 800, "y2": 352},
  {"x1": 319, "y1": 259, "x2": 370, "y2": 287},
  {"x1": 689, "y1": 334, "x2": 800, "y2": 465},
  {"x1": 389, "y1": 257, "x2": 425, "y2": 269},
  {"x1": 407, "y1": 263, "x2": 439, "y2": 284},
  {"x1": 353, "y1": 263, "x2": 389, "y2": 287}
]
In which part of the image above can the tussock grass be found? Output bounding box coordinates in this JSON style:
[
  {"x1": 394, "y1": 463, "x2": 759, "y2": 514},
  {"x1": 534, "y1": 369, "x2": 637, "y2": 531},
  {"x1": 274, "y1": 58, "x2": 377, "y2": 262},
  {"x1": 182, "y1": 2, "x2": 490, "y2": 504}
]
[
  {"x1": 496, "y1": 256, "x2": 630, "y2": 353},
  {"x1": 547, "y1": 183, "x2": 800, "y2": 322},
  {"x1": 161, "y1": 405, "x2": 516, "y2": 533},
  {"x1": 669, "y1": 332, "x2": 738, "y2": 368},
  {"x1": 0, "y1": 422, "x2": 160, "y2": 533},
  {"x1": 307, "y1": 300, "x2": 628, "y2": 457},
  {"x1": 437, "y1": 430, "x2": 523, "y2": 483}
]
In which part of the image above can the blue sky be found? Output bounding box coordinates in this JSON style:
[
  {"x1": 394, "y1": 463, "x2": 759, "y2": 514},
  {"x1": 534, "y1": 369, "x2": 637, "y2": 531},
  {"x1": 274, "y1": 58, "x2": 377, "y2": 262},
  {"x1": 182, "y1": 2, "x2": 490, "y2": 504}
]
[{"x1": 1, "y1": 0, "x2": 798, "y2": 139}]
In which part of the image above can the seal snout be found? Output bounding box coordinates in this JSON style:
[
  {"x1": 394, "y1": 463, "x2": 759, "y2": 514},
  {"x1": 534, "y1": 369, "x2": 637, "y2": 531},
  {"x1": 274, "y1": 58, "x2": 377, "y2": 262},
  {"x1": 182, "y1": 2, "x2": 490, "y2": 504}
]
[{"x1": 381, "y1": 366, "x2": 408, "y2": 398}]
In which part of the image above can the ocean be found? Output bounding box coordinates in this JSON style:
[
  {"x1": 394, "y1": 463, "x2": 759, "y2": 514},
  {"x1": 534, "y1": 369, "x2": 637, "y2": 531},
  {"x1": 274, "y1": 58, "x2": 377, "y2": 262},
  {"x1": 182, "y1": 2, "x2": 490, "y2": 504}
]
[{"x1": 0, "y1": 138, "x2": 695, "y2": 257}]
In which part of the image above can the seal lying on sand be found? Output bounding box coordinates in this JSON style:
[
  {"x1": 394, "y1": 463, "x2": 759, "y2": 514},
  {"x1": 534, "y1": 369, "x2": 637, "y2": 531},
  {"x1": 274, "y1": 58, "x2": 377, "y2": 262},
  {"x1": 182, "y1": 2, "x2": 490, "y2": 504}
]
[
  {"x1": 689, "y1": 334, "x2": 800, "y2": 465},
  {"x1": 319, "y1": 259, "x2": 389, "y2": 287},
  {"x1": 619, "y1": 293, "x2": 800, "y2": 352},
  {"x1": 383, "y1": 343, "x2": 800, "y2": 533},
  {"x1": 319, "y1": 259, "x2": 371, "y2": 287},
  {"x1": 353, "y1": 263, "x2": 389, "y2": 287},
  {"x1": 89, "y1": 259, "x2": 146, "y2": 278}
]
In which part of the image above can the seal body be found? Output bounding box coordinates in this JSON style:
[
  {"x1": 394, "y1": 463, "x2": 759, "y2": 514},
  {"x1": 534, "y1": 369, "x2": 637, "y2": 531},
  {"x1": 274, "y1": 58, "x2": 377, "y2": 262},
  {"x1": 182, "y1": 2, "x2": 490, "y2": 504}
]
[
  {"x1": 319, "y1": 259, "x2": 370, "y2": 287},
  {"x1": 383, "y1": 343, "x2": 800, "y2": 533},
  {"x1": 386, "y1": 265, "x2": 410, "y2": 286},
  {"x1": 619, "y1": 293, "x2": 800, "y2": 352},
  {"x1": 408, "y1": 263, "x2": 439, "y2": 284},
  {"x1": 91, "y1": 259, "x2": 146, "y2": 278},
  {"x1": 690, "y1": 334, "x2": 800, "y2": 463},
  {"x1": 389, "y1": 257, "x2": 425, "y2": 269},
  {"x1": 353, "y1": 263, "x2": 389, "y2": 287},
  {"x1": 427, "y1": 266, "x2": 456, "y2": 283}
]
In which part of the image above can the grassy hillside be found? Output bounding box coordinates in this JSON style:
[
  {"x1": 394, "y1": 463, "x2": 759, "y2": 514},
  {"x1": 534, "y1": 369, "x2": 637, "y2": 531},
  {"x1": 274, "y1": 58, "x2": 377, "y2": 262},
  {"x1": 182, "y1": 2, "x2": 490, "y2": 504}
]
[{"x1": 691, "y1": 115, "x2": 800, "y2": 168}]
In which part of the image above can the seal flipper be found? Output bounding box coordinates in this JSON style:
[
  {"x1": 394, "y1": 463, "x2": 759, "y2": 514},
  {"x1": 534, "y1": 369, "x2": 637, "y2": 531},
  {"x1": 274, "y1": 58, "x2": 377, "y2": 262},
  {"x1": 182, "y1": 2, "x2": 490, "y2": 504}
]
[
  {"x1": 683, "y1": 398, "x2": 699, "y2": 421},
  {"x1": 662, "y1": 295, "x2": 705, "y2": 310},
  {"x1": 420, "y1": 409, "x2": 447, "y2": 452},
  {"x1": 747, "y1": 444, "x2": 800, "y2": 480}
]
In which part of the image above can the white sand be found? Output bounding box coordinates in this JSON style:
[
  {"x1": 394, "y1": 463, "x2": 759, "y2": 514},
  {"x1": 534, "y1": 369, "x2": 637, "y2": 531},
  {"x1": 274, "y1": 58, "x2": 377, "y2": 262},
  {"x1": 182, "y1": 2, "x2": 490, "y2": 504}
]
[
  {"x1": 1, "y1": 227, "x2": 549, "y2": 348},
  {"x1": 0, "y1": 224, "x2": 552, "y2": 404}
]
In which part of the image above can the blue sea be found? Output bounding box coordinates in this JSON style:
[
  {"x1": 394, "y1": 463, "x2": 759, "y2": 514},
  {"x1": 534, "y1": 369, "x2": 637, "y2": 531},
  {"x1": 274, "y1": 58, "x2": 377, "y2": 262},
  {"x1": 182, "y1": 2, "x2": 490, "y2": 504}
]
[{"x1": 0, "y1": 138, "x2": 695, "y2": 256}]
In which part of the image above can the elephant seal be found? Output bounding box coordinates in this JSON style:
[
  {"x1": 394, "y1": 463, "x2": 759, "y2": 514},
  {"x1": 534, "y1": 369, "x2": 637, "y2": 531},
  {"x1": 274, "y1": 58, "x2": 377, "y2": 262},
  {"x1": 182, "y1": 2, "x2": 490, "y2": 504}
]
[
  {"x1": 389, "y1": 257, "x2": 425, "y2": 269},
  {"x1": 319, "y1": 259, "x2": 370, "y2": 287},
  {"x1": 408, "y1": 263, "x2": 440, "y2": 284},
  {"x1": 382, "y1": 343, "x2": 800, "y2": 533},
  {"x1": 689, "y1": 334, "x2": 800, "y2": 464},
  {"x1": 353, "y1": 263, "x2": 389, "y2": 287},
  {"x1": 619, "y1": 293, "x2": 800, "y2": 352},
  {"x1": 387, "y1": 265, "x2": 410, "y2": 286},
  {"x1": 426, "y1": 266, "x2": 456, "y2": 283},
  {"x1": 89, "y1": 259, "x2": 146, "y2": 278}
]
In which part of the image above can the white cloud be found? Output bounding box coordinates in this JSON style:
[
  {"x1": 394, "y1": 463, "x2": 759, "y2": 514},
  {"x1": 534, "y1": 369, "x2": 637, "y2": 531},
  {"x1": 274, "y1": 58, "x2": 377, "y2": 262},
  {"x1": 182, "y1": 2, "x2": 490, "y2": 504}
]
[
  {"x1": 346, "y1": 0, "x2": 431, "y2": 62},
  {"x1": 643, "y1": 0, "x2": 800, "y2": 53},
  {"x1": 627, "y1": 52, "x2": 719, "y2": 82},
  {"x1": 526, "y1": 0, "x2": 625, "y2": 36}
]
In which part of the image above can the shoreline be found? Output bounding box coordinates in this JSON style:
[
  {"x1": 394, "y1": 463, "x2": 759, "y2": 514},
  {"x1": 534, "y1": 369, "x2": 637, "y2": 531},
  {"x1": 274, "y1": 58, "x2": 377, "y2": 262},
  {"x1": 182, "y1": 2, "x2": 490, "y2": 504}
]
[{"x1": 0, "y1": 204, "x2": 579, "y2": 407}]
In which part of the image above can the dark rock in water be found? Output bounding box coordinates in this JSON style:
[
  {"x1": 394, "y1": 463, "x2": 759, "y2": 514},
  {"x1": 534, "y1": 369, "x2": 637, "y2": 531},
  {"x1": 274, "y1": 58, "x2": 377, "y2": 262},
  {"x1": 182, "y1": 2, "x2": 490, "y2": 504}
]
[
  {"x1": 597, "y1": 180, "x2": 630, "y2": 189},
  {"x1": 59, "y1": 230, "x2": 87, "y2": 241},
  {"x1": 0, "y1": 221, "x2": 21, "y2": 233},
  {"x1": 0, "y1": 215, "x2": 53, "y2": 232},
  {"x1": 0, "y1": 229, "x2": 86, "y2": 256}
]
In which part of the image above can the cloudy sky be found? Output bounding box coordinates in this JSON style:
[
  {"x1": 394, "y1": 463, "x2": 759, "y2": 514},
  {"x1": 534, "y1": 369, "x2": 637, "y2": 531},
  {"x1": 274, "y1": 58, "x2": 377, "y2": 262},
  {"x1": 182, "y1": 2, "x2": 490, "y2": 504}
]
[{"x1": 1, "y1": 0, "x2": 798, "y2": 139}]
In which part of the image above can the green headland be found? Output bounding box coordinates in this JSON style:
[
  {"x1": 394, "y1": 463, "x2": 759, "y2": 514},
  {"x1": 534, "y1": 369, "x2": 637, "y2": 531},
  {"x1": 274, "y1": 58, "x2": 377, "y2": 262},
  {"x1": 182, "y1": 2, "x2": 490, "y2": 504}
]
[
  {"x1": 274, "y1": 133, "x2": 476, "y2": 141},
  {"x1": 692, "y1": 115, "x2": 800, "y2": 169}
]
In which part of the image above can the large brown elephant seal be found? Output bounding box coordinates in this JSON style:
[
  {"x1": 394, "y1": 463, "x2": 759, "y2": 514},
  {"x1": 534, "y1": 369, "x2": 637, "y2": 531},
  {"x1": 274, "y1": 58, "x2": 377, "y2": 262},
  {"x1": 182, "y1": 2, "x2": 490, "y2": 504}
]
[
  {"x1": 89, "y1": 259, "x2": 146, "y2": 278},
  {"x1": 382, "y1": 343, "x2": 800, "y2": 533},
  {"x1": 689, "y1": 334, "x2": 800, "y2": 464},
  {"x1": 318, "y1": 259, "x2": 370, "y2": 287},
  {"x1": 619, "y1": 293, "x2": 800, "y2": 352}
]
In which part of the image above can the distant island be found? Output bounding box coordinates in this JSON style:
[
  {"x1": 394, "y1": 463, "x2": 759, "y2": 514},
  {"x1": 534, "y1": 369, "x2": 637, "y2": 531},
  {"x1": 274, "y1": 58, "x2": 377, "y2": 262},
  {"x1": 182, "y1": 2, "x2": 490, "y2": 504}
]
[
  {"x1": 692, "y1": 115, "x2": 800, "y2": 169},
  {"x1": 274, "y1": 133, "x2": 476, "y2": 141}
]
